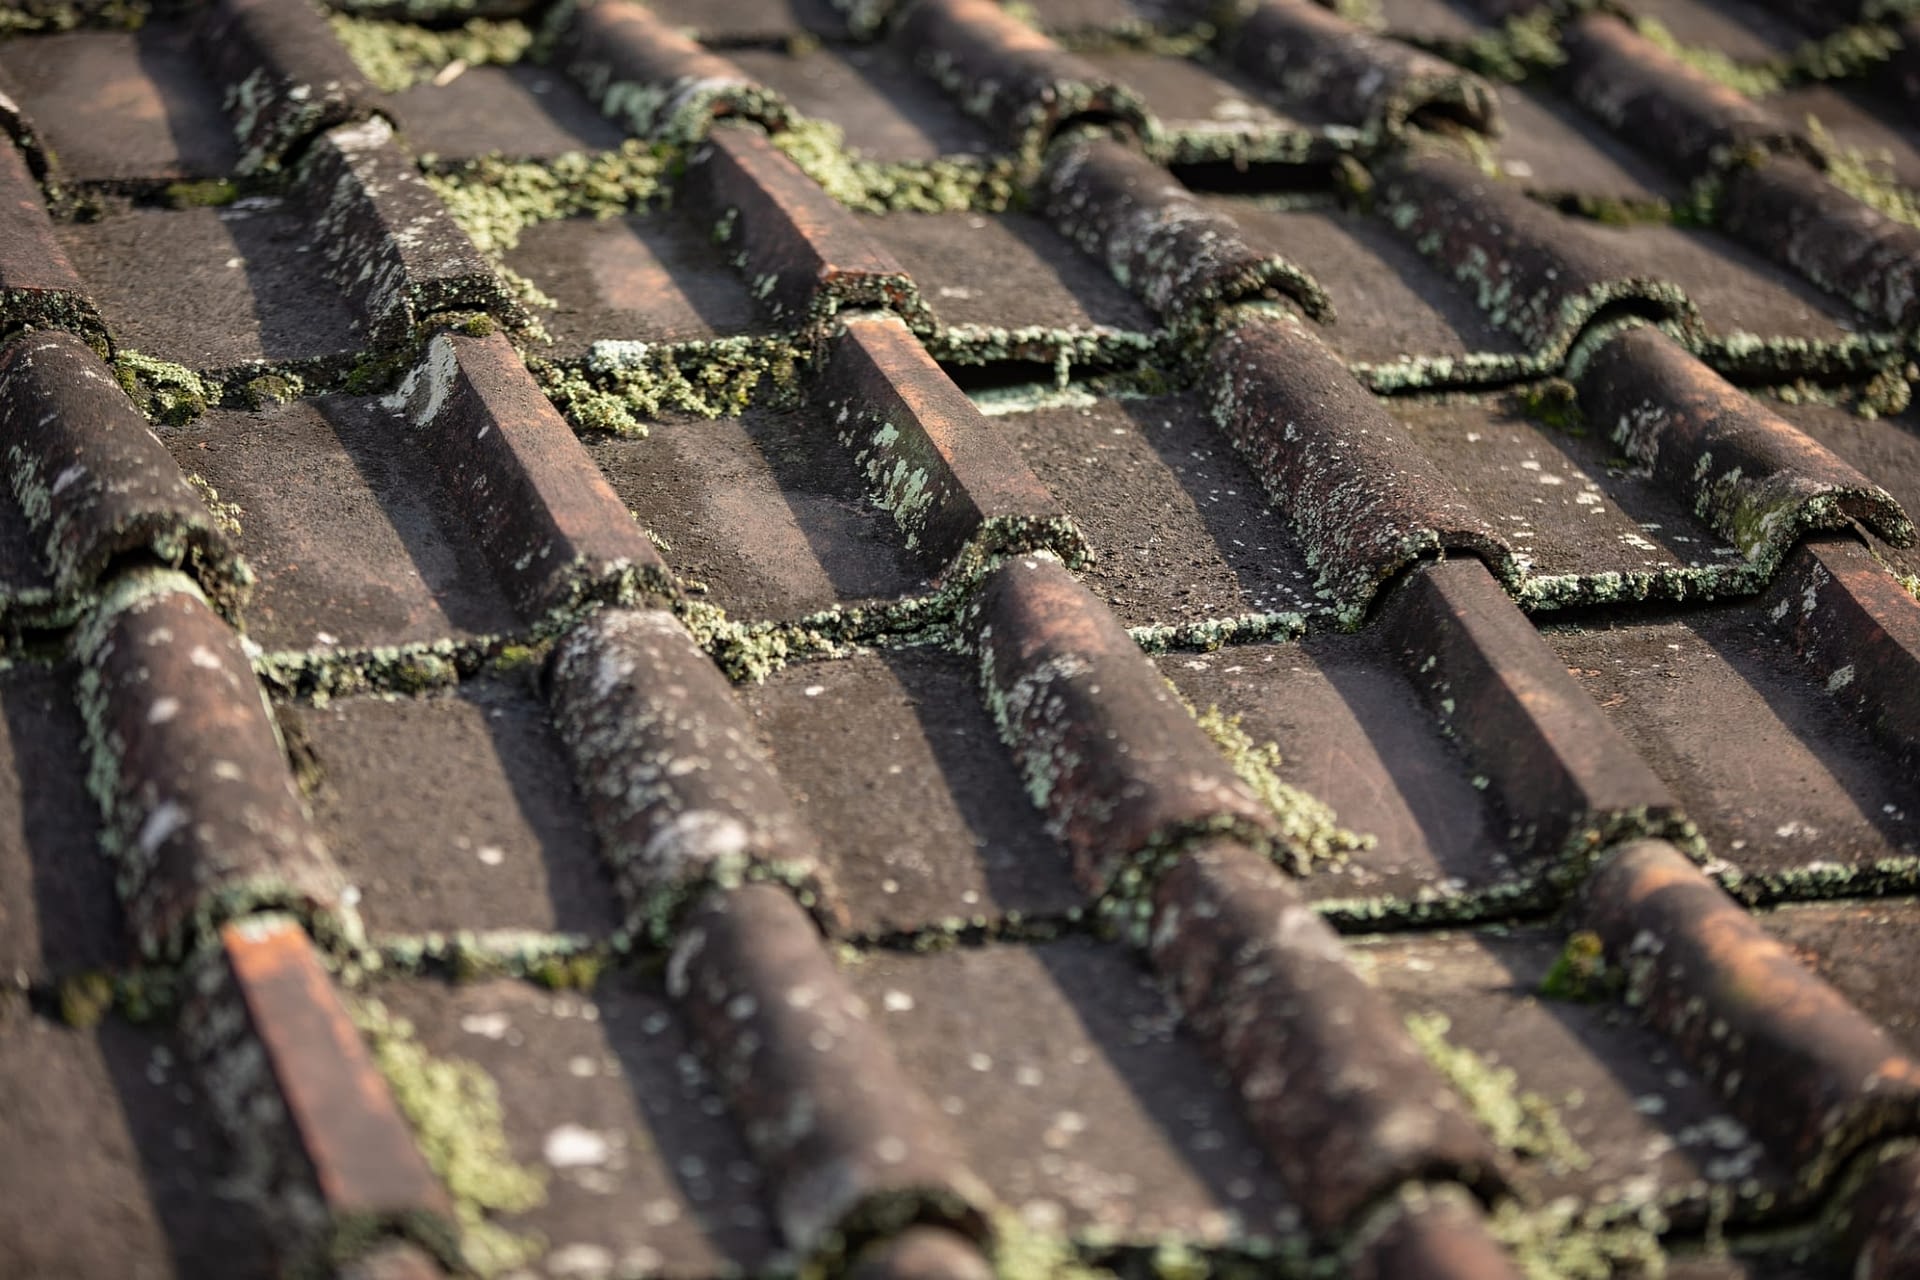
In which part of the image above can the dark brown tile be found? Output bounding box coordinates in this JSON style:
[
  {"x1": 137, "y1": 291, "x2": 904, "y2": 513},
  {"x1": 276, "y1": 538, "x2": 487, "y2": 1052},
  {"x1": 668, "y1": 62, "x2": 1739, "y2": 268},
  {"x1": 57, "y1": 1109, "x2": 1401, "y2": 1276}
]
[
  {"x1": 739, "y1": 647, "x2": 1082, "y2": 936},
  {"x1": 0, "y1": 22, "x2": 237, "y2": 183},
  {"x1": 859, "y1": 208, "x2": 1152, "y2": 335},
  {"x1": 996, "y1": 392, "x2": 1321, "y2": 627},
  {"x1": 380, "y1": 64, "x2": 625, "y2": 162},
  {"x1": 586, "y1": 411, "x2": 928, "y2": 620},
  {"x1": 0, "y1": 664, "x2": 114, "y2": 984},
  {"x1": 57, "y1": 201, "x2": 363, "y2": 368},
  {"x1": 286, "y1": 679, "x2": 620, "y2": 942},
  {"x1": 843, "y1": 937, "x2": 1308, "y2": 1244},
  {"x1": 163, "y1": 397, "x2": 522, "y2": 651},
  {"x1": 1544, "y1": 599, "x2": 1920, "y2": 891},
  {"x1": 506, "y1": 211, "x2": 768, "y2": 358},
  {"x1": 370, "y1": 971, "x2": 784, "y2": 1279},
  {"x1": 730, "y1": 45, "x2": 996, "y2": 161},
  {"x1": 0, "y1": 1015, "x2": 273, "y2": 1277}
]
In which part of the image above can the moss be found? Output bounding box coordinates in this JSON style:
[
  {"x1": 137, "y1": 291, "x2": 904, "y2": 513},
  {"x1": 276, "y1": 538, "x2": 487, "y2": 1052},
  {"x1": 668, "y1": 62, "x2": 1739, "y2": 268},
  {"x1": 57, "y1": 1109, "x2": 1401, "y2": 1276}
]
[
  {"x1": 184, "y1": 474, "x2": 244, "y2": 539},
  {"x1": 1806, "y1": 117, "x2": 1920, "y2": 232},
  {"x1": 57, "y1": 971, "x2": 115, "y2": 1029},
  {"x1": 353, "y1": 998, "x2": 547, "y2": 1277},
  {"x1": 527, "y1": 951, "x2": 605, "y2": 991},
  {"x1": 328, "y1": 14, "x2": 534, "y2": 94},
  {"x1": 0, "y1": 0, "x2": 146, "y2": 34},
  {"x1": 530, "y1": 336, "x2": 806, "y2": 434},
  {"x1": 1632, "y1": 17, "x2": 1785, "y2": 97},
  {"x1": 1515, "y1": 378, "x2": 1582, "y2": 432},
  {"x1": 1405, "y1": 1011, "x2": 1593, "y2": 1174},
  {"x1": 423, "y1": 141, "x2": 672, "y2": 259},
  {"x1": 1538, "y1": 930, "x2": 1619, "y2": 1003},
  {"x1": 113, "y1": 350, "x2": 210, "y2": 426},
  {"x1": 163, "y1": 179, "x2": 240, "y2": 209},
  {"x1": 241, "y1": 372, "x2": 302, "y2": 407},
  {"x1": 1188, "y1": 702, "x2": 1373, "y2": 871},
  {"x1": 984, "y1": 1207, "x2": 1112, "y2": 1280},
  {"x1": 1486, "y1": 1196, "x2": 1668, "y2": 1280},
  {"x1": 771, "y1": 117, "x2": 1021, "y2": 214},
  {"x1": 1436, "y1": 10, "x2": 1566, "y2": 84}
]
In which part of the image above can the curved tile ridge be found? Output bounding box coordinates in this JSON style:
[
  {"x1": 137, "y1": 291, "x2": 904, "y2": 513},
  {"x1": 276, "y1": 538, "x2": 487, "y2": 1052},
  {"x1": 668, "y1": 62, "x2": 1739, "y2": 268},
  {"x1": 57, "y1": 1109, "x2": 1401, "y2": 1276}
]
[
  {"x1": 1218, "y1": 0, "x2": 1502, "y2": 143},
  {"x1": 672, "y1": 882, "x2": 997, "y2": 1263},
  {"x1": 815, "y1": 312, "x2": 1090, "y2": 574},
  {"x1": 683, "y1": 123, "x2": 929, "y2": 333},
  {"x1": 1377, "y1": 555, "x2": 1693, "y2": 881},
  {"x1": 0, "y1": 330, "x2": 252, "y2": 619},
  {"x1": 72, "y1": 567, "x2": 354, "y2": 962},
  {"x1": 1375, "y1": 147, "x2": 1700, "y2": 362},
  {"x1": 1719, "y1": 156, "x2": 1920, "y2": 336},
  {"x1": 959, "y1": 555, "x2": 1517, "y2": 1259},
  {"x1": 891, "y1": 0, "x2": 1157, "y2": 159},
  {"x1": 184, "y1": 917, "x2": 459, "y2": 1273},
  {"x1": 1203, "y1": 309, "x2": 1517, "y2": 626},
  {"x1": 1573, "y1": 322, "x2": 1915, "y2": 568},
  {"x1": 546, "y1": 605, "x2": 847, "y2": 946},
  {"x1": 1563, "y1": 12, "x2": 1813, "y2": 177},
  {"x1": 0, "y1": 135, "x2": 108, "y2": 352},
  {"x1": 199, "y1": 0, "x2": 377, "y2": 174},
  {"x1": 552, "y1": 0, "x2": 796, "y2": 146},
  {"x1": 1039, "y1": 132, "x2": 1334, "y2": 328},
  {"x1": 1770, "y1": 537, "x2": 1920, "y2": 772},
  {"x1": 966, "y1": 553, "x2": 1284, "y2": 891},
  {"x1": 1579, "y1": 838, "x2": 1920, "y2": 1195},
  {"x1": 1151, "y1": 838, "x2": 1512, "y2": 1232}
]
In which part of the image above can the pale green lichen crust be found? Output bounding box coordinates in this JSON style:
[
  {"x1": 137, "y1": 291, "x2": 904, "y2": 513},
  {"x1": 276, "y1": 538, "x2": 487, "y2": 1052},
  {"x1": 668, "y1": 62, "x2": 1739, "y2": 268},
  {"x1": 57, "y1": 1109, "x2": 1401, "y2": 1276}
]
[{"x1": 352, "y1": 996, "x2": 549, "y2": 1276}]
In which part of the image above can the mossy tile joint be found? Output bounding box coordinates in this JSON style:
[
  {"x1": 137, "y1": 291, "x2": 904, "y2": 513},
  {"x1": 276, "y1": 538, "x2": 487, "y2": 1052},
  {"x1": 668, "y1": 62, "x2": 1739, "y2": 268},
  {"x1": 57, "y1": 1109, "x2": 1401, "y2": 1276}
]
[
  {"x1": 553, "y1": 0, "x2": 796, "y2": 146},
  {"x1": 0, "y1": 330, "x2": 253, "y2": 617}
]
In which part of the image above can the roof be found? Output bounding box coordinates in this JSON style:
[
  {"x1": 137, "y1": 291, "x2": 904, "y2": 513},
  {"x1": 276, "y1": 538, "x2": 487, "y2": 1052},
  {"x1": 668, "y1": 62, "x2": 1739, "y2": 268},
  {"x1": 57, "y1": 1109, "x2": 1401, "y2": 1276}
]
[{"x1": 1, "y1": 0, "x2": 1919, "y2": 1276}]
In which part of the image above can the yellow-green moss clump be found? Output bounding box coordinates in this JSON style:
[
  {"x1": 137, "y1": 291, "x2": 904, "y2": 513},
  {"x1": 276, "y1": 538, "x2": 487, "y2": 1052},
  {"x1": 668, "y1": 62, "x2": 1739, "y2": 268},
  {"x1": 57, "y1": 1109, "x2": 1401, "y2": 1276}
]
[
  {"x1": 772, "y1": 118, "x2": 1020, "y2": 214},
  {"x1": 329, "y1": 14, "x2": 534, "y2": 93},
  {"x1": 1808, "y1": 117, "x2": 1920, "y2": 231},
  {"x1": 353, "y1": 998, "x2": 547, "y2": 1276},
  {"x1": 1632, "y1": 17, "x2": 1784, "y2": 97},
  {"x1": 1190, "y1": 702, "x2": 1374, "y2": 869},
  {"x1": 424, "y1": 142, "x2": 672, "y2": 258},
  {"x1": 1405, "y1": 1011, "x2": 1593, "y2": 1174}
]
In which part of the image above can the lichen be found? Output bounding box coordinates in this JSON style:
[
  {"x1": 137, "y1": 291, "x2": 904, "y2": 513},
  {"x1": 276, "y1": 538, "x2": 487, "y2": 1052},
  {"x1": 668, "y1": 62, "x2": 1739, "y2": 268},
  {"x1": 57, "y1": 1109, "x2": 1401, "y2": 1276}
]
[
  {"x1": 1188, "y1": 702, "x2": 1374, "y2": 870},
  {"x1": 328, "y1": 14, "x2": 534, "y2": 94},
  {"x1": 352, "y1": 997, "x2": 547, "y2": 1277},
  {"x1": 1486, "y1": 1196, "x2": 1668, "y2": 1280},
  {"x1": 1632, "y1": 17, "x2": 1785, "y2": 98},
  {"x1": 113, "y1": 350, "x2": 210, "y2": 426},
  {"x1": 185, "y1": 474, "x2": 245, "y2": 539},
  {"x1": 1405, "y1": 1011, "x2": 1593, "y2": 1174},
  {"x1": 1805, "y1": 117, "x2": 1920, "y2": 232}
]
